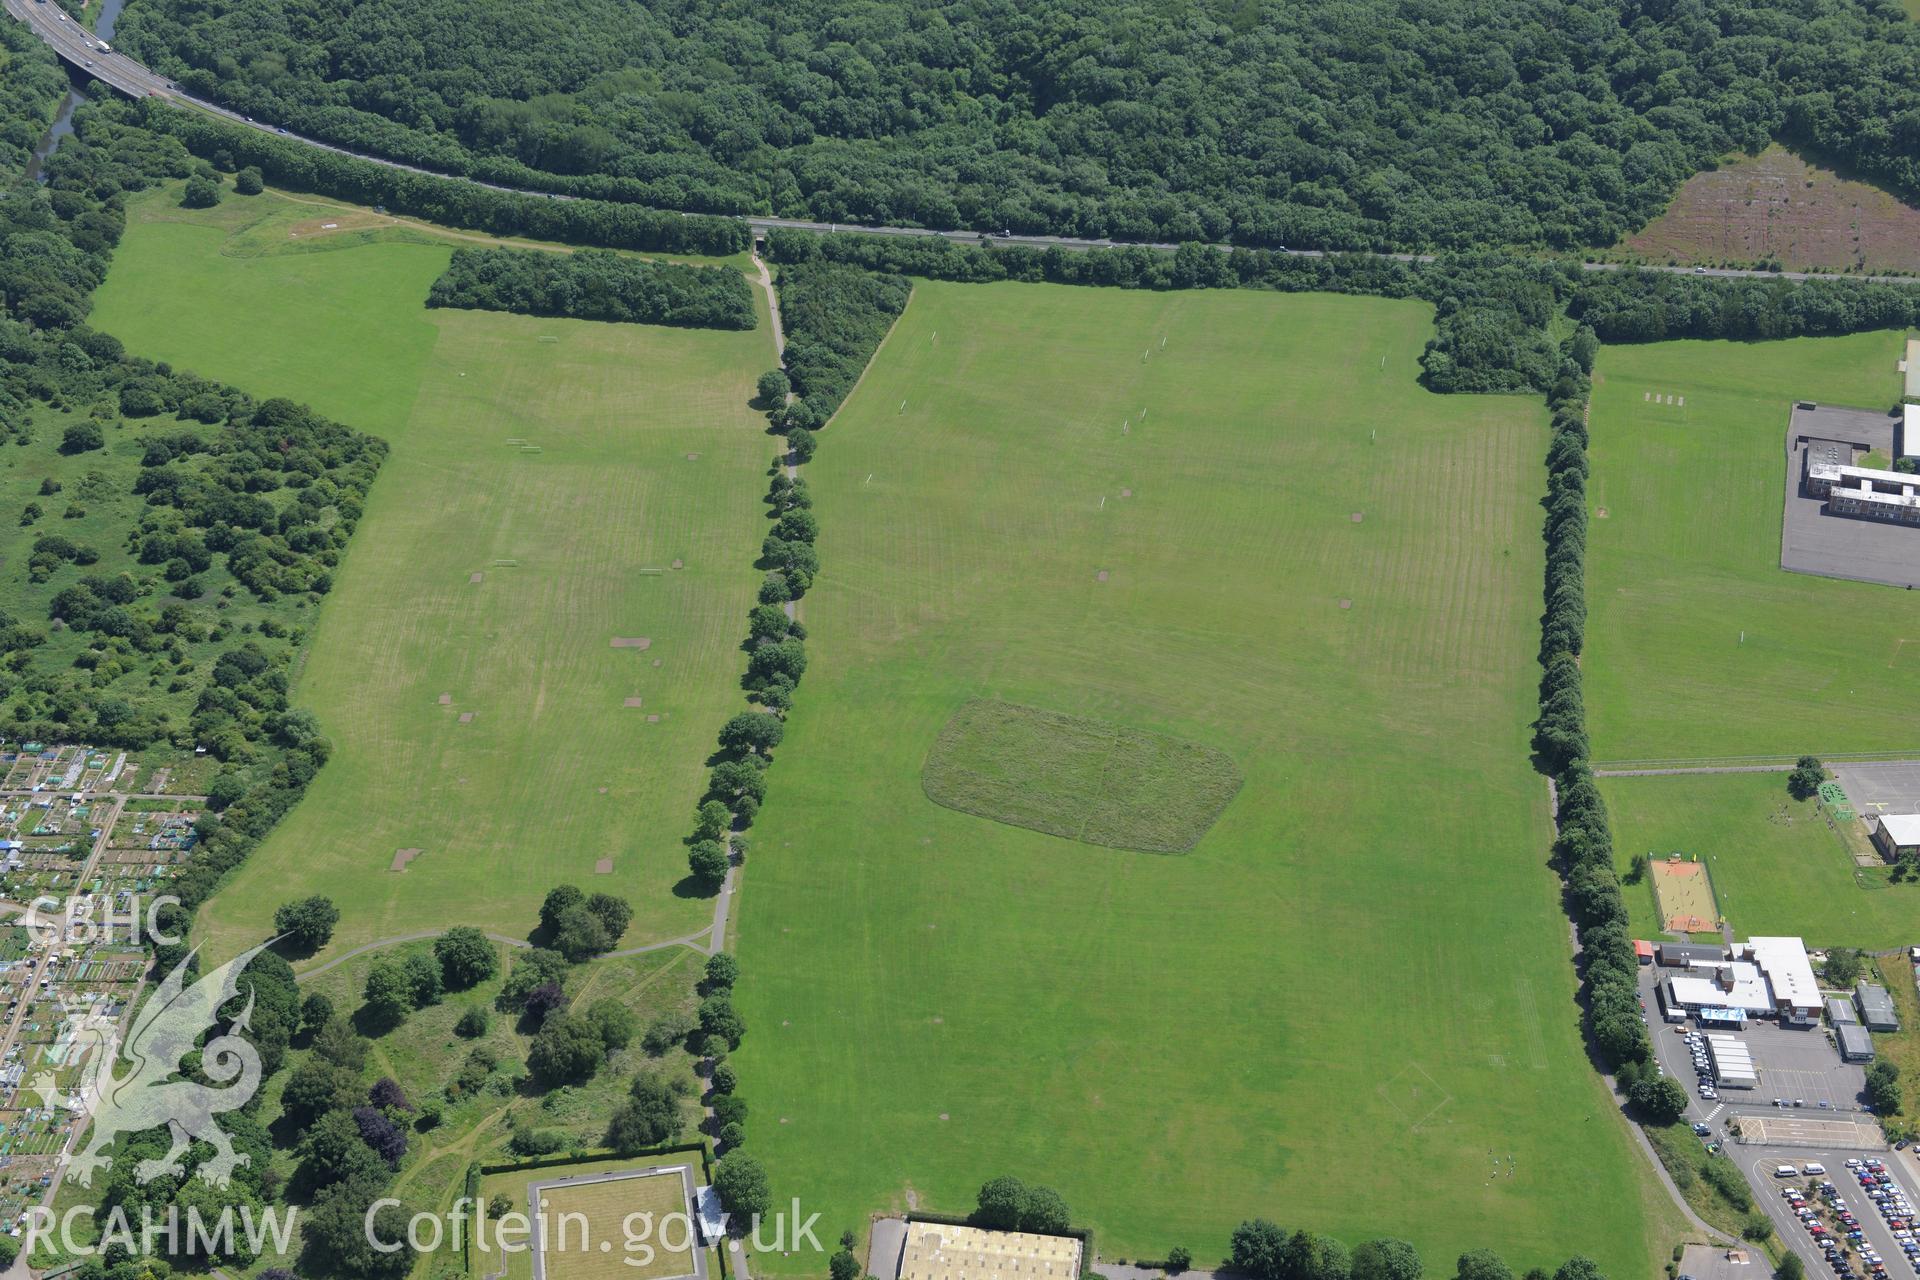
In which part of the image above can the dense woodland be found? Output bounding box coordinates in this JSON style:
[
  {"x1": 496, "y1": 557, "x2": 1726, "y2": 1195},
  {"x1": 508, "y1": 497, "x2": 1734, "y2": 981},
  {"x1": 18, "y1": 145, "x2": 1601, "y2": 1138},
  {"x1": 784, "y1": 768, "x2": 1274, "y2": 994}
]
[
  {"x1": 113, "y1": 0, "x2": 1920, "y2": 252},
  {"x1": 427, "y1": 246, "x2": 756, "y2": 328}
]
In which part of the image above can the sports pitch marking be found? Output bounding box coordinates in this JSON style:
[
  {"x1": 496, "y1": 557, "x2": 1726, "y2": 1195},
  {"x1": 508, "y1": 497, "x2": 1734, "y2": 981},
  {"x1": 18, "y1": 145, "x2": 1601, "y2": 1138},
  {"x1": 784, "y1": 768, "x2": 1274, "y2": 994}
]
[
  {"x1": 1735, "y1": 1114, "x2": 1884, "y2": 1149},
  {"x1": 523, "y1": 1164, "x2": 707, "y2": 1280},
  {"x1": 1651, "y1": 856, "x2": 1719, "y2": 932}
]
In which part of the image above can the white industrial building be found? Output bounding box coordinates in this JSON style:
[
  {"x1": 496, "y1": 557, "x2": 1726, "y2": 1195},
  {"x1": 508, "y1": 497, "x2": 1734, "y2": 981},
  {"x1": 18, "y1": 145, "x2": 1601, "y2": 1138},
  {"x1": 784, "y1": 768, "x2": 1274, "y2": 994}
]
[
  {"x1": 1660, "y1": 937, "x2": 1823, "y2": 1026},
  {"x1": 1739, "y1": 937, "x2": 1823, "y2": 1024},
  {"x1": 1706, "y1": 1033, "x2": 1758, "y2": 1089},
  {"x1": 1666, "y1": 962, "x2": 1773, "y2": 1016}
]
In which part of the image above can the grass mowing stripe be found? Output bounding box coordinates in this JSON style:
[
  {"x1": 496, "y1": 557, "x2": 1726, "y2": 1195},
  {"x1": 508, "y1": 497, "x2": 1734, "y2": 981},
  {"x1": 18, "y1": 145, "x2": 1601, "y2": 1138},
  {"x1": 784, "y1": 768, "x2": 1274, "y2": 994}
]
[
  {"x1": 1586, "y1": 330, "x2": 1920, "y2": 760},
  {"x1": 90, "y1": 185, "x2": 778, "y2": 961},
  {"x1": 733, "y1": 280, "x2": 1678, "y2": 1277}
]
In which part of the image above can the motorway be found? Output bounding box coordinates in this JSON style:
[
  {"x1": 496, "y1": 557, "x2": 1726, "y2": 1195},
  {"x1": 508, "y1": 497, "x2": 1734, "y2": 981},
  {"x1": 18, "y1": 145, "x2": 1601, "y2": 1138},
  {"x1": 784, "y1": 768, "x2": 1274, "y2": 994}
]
[{"x1": 13, "y1": 0, "x2": 1920, "y2": 285}]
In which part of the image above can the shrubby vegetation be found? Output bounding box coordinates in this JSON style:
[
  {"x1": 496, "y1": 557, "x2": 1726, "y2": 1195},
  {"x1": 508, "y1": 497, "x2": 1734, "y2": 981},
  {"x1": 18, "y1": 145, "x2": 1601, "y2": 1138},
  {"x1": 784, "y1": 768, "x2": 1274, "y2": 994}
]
[
  {"x1": 0, "y1": 22, "x2": 67, "y2": 178},
  {"x1": 0, "y1": 99, "x2": 388, "y2": 951},
  {"x1": 427, "y1": 247, "x2": 756, "y2": 330},
  {"x1": 1230, "y1": 1219, "x2": 1605, "y2": 1280},
  {"x1": 973, "y1": 1176, "x2": 1072, "y2": 1235},
  {"x1": 1572, "y1": 270, "x2": 1920, "y2": 343},
  {"x1": 128, "y1": 100, "x2": 749, "y2": 257},
  {"x1": 273, "y1": 893, "x2": 340, "y2": 953},
  {"x1": 774, "y1": 261, "x2": 912, "y2": 430},
  {"x1": 109, "y1": 0, "x2": 1920, "y2": 257}
]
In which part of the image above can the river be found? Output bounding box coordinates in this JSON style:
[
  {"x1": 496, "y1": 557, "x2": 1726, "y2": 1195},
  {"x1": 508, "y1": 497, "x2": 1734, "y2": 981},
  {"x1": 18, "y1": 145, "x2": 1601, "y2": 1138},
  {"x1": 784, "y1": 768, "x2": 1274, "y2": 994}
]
[{"x1": 23, "y1": 0, "x2": 127, "y2": 181}]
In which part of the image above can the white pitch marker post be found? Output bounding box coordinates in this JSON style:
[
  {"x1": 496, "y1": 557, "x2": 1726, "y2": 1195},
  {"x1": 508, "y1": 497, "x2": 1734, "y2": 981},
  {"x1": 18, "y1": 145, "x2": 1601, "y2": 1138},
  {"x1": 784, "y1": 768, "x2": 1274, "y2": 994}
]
[
  {"x1": 899, "y1": 400, "x2": 907, "y2": 414},
  {"x1": 1099, "y1": 496, "x2": 1106, "y2": 509},
  {"x1": 864, "y1": 474, "x2": 873, "y2": 486}
]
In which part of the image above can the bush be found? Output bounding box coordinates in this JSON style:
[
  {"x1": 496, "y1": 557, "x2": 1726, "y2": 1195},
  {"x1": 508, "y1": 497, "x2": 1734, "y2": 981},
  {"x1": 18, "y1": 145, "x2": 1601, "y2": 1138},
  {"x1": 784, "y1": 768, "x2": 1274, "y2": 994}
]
[
  {"x1": 1867, "y1": 1060, "x2": 1903, "y2": 1115},
  {"x1": 712, "y1": 1155, "x2": 772, "y2": 1223},
  {"x1": 642, "y1": 1010, "x2": 696, "y2": 1055},
  {"x1": 182, "y1": 174, "x2": 223, "y2": 208},
  {"x1": 273, "y1": 895, "x2": 340, "y2": 953},
  {"x1": 689, "y1": 840, "x2": 729, "y2": 886},
  {"x1": 235, "y1": 165, "x2": 265, "y2": 195},
  {"x1": 435, "y1": 926, "x2": 498, "y2": 989},
  {"x1": 59, "y1": 423, "x2": 104, "y2": 455},
  {"x1": 1788, "y1": 755, "x2": 1825, "y2": 801},
  {"x1": 455, "y1": 1006, "x2": 490, "y2": 1038}
]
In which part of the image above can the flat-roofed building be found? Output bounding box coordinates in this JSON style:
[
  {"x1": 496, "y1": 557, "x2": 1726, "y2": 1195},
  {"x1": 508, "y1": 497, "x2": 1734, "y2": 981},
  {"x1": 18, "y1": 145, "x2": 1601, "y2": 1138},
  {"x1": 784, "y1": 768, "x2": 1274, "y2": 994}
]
[
  {"x1": 1856, "y1": 982, "x2": 1900, "y2": 1032},
  {"x1": 1874, "y1": 813, "x2": 1920, "y2": 864},
  {"x1": 1838, "y1": 1023, "x2": 1876, "y2": 1063},
  {"x1": 1707, "y1": 1034, "x2": 1759, "y2": 1088},
  {"x1": 1906, "y1": 340, "x2": 1920, "y2": 401},
  {"x1": 1667, "y1": 963, "x2": 1773, "y2": 1015},
  {"x1": 1657, "y1": 942, "x2": 1727, "y2": 968},
  {"x1": 898, "y1": 1223, "x2": 1083, "y2": 1280},
  {"x1": 1805, "y1": 458, "x2": 1920, "y2": 526},
  {"x1": 1739, "y1": 937, "x2": 1824, "y2": 1024},
  {"x1": 1828, "y1": 997, "x2": 1861, "y2": 1027}
]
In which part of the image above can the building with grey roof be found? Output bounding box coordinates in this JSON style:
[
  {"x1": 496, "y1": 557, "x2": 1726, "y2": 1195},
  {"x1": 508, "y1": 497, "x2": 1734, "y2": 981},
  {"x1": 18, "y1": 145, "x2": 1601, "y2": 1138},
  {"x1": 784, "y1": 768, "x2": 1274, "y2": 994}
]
[{"x1": 1856, "y1": 981, "x2": 1900, "y2": 1032}]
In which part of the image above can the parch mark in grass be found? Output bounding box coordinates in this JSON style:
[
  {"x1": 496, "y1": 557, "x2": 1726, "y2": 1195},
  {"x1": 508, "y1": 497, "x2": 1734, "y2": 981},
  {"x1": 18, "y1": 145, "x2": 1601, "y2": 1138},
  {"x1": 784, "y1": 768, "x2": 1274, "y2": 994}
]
[{"x1": 921, "y1": 700, "x2": 1242, "y2": 853}]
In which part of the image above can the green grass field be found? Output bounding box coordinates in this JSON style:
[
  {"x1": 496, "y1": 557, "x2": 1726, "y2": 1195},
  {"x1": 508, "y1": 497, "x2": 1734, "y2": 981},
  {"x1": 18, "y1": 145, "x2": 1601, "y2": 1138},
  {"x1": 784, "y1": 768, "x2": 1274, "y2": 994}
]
[
  {"x1": 921, "y1": 700, "x2": 1243, "y2": 852},
  {"x1": 474, "y1": 1166, "x2": 699, "y2": 1280},
  {"x1": 732, "y1": 283, "x2": 1679, "y2": 1276},
  {"x1": 90, "y1": 186, "x2": 779, "y2": 961},
  {"x1": 1585, "y1": 331, "x2": 1920, "y2": 762},
  {"x1": 1603, "y1": 772, "x2": 1920, "y2": 950}
]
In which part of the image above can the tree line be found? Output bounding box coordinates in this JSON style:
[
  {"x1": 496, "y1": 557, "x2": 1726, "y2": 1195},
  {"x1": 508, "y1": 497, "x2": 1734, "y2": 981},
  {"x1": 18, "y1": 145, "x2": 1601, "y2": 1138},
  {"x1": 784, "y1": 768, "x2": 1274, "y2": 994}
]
[
  {"x1": 1571, "y1": 270, "x2": 1920, "y2": 344},
  {"x1": 1229, "y1": 1216, "x2": 1609, "y2": 1280},
  {"x1": 427, "y1": 246, "x2": 756, "y2": 330},
  {"x1": 102, "y1": 0, "x2": 1920, "y2": 256},
  {"x1": 124, "y1": 100, "x2": 749, "y2": 257},
  {"x1": 1526, "y1": 331, "x2": 1660, "y2": 1090}
]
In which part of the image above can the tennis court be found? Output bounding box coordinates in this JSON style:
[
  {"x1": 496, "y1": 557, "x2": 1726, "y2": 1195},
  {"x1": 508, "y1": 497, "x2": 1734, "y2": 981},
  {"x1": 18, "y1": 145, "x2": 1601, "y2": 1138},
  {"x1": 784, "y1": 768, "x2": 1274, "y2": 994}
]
[{"x1": 1652, "y1": 855, "x2": 1720, "y2": 933}]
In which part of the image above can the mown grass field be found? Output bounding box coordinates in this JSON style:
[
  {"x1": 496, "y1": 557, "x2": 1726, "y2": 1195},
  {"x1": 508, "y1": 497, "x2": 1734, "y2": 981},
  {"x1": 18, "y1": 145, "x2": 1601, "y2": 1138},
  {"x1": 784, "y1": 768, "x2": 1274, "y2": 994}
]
[
  {"x1": 90, "y1": 185, "x2": 778, "y2": 960},
  {"x1": 732, "y1": 283, "x2": 1680, "y2": 1276},
  {"x1": 1585, "y1": 331, "x2": 1920, "y2": 762},
  {"x1": 921, "y1": 699, "x2": 1242, "y2": 852},
  {"x1": 1603, "y1": 773, "x2": 1920, "y2": 951}
]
